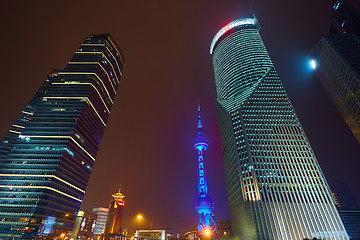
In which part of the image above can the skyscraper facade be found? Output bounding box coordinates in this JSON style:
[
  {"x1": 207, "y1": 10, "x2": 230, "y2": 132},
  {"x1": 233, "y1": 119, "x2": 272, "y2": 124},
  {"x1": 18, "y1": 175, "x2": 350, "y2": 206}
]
[
  {"x1": 93, "y1": 207, "x2": 109, "y2": 237},
  {"x1": 330, "y1": 0, "x2": 360, "y2": 36},
  {"x1": 312, "y1": 0, "x2": 360, "y2": 143},
  {"x1": 0, "y1": 34, "x2": 124, "y2": 239},
  {"x1": 210, "y1": 17, "x2": 348, "y2": 239}
]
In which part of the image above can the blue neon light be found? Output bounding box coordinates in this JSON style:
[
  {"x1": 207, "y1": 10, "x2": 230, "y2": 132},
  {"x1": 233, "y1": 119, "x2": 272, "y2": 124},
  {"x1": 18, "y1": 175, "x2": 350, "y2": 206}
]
[
  {"x1": 194, "y1": 106, "x2": 216, "y2": 232},
  {"x1": 334, "y1": 2, "x2": 342, "y2": 10},
  {"x1": 65, "y1": 147, "x2": 74, "y2": 157}
]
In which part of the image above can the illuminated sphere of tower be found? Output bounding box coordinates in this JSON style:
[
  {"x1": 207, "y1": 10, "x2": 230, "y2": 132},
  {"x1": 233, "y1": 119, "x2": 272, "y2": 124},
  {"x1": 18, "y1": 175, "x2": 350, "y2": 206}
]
[
  {"x1": 195, "y1": 194, "x2": 214, "y2": 215},
  {"x1": 194, "y1": 137, "x2": 208, "y2": 152}
]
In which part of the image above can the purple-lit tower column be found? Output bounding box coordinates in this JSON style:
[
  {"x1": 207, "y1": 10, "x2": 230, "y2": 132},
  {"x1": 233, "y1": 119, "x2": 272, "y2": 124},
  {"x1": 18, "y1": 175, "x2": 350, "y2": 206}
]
[{"x1": 194, "y1": 106, "x2": 216, "y2": 233}]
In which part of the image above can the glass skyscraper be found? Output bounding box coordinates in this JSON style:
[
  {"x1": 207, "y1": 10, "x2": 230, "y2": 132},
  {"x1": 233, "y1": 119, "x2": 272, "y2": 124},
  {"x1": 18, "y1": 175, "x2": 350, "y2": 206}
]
[
  {"x1": 313, "y1": 0, "x2": 360, "y2": 144},
  {"x1": 0, "y1": 34, "x2": 124, "y2": 239},
  {"x1": 210, "y1": 17, "x2": 348, "y2": 239},
  {"x1": 330, "y1": 0, "x2": 360, "y2": 36}
]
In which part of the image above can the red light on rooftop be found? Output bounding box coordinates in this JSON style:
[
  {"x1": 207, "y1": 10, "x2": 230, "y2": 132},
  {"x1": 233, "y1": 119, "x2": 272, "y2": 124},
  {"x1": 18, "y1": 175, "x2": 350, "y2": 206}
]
[{"x1": 223, "y1": 25, "x2": 231, "y2": 33}]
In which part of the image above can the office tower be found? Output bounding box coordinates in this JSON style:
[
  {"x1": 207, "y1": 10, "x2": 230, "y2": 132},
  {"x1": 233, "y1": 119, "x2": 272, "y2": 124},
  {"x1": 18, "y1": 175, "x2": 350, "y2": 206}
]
[
  {"x1": 93, "y1": 207, "x2": 109, "y2": 237},
  {"x1": 194, "y1": 107, "x2": 216, "y2": 233},
  {"x1": 0, "y1": 34, "x2": 124, "y2": 239},
  {"x1": 71, "y1": 210, "x2": 97, "y2": 239},
  {"x1": 104, "y1": 189, "x2": 125, "y2": 239},
  {"x1": 312, "y1": 0, "x2": 360, "y2": 143},
  {"x1": 210, "y1": 17, "x2": 348, "y2": 239}
]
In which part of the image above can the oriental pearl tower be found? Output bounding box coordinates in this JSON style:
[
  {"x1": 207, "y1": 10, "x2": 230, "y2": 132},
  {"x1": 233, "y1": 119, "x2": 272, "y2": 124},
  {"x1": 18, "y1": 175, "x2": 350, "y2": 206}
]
[{"x1": 194, "y1": 106, "x2": 216, "y2": 233}]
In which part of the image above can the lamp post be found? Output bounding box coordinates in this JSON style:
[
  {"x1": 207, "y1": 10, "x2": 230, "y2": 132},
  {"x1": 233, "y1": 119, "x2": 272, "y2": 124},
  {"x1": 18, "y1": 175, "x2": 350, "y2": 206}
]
[
  {"x1": 137, "y1": 214, "x2": 142, "y2": 228},
  {"x1": 135, "y1": 215, "x2": 143, "y2": 239},
  {"x1": 60, "y1": 233, "x2": 66, "y2": 239}
]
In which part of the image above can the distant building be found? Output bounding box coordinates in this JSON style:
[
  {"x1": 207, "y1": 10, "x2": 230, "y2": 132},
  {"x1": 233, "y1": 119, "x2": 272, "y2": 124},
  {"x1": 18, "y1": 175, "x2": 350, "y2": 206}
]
[
  {"x1": 312, "y1": 0, "x2": 360, "y2": 143},
  {"x1": 135, "y1": 229, "x2": 177, "y2": 240},
  {"x1": 104, "y1": 189, "x2": 125, "y2": 239},
  {"x1": 313, "y1": 34, "x2": 360, "y2": 144},
  {"x1": 71, "y1": 210, "x2": 97, "y2": 239},
  {"x1": 338, "y1": 209, "x2": 360, "y2": 240},
  {"x1": 0, "y1": 34, "x2": 124, "y2": 239},
  {"x1": 333, "y1": 192, "x2": 342, "y2": 210},
  {"x1": 215, "y1": 220, "x2": 231, "y2": 239},
  {"x1": 333, "y1": 183, "x2": 360, "y2": 209},
  {"x1": 93, "y1": 207, "x2": 109, "y2": 237}
]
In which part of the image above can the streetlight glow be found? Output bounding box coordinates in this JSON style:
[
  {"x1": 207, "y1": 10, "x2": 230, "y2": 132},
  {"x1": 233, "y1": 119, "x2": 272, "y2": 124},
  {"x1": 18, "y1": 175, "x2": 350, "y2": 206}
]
[{"x1": 137, "y1": 214, "x2": 142, "y2": 219}]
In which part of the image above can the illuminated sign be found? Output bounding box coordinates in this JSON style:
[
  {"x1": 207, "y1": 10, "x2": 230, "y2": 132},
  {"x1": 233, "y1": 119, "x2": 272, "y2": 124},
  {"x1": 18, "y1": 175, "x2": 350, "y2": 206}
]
[
  {"x1": 39, "y1": 216, "x2": 56, "y2": 236},
  {"x1": 210, "y1": 18, "x2": 257, "y2": 54}
]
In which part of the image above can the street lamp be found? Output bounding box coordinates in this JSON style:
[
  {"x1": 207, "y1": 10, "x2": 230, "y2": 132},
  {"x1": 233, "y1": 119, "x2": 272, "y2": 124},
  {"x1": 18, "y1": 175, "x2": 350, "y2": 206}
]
[{"x1": 137, "y1": 214, "x2": 143, "y2": 230}]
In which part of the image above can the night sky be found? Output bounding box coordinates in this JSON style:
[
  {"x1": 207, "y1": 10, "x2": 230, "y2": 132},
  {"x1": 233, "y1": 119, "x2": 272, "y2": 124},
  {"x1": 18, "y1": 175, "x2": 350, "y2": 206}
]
[{"x1": 0, "y1": 0, "x2": 360, "y2": 235}]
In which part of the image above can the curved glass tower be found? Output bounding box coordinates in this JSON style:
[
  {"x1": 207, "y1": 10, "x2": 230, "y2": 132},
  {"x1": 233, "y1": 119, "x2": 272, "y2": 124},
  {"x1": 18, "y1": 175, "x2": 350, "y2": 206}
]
[{"x1": 211, "y1": 17, "x2": 348, "y2": 239}]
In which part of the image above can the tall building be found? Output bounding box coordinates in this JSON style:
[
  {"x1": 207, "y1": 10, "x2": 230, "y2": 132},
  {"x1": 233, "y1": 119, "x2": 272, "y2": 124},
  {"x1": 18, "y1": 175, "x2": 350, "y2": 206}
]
[
  {"x1": 0, "y1": 34, "x2": 124, "y2": 239},
  {"x1": 312, "y1": 0, "x2": 360, "y2": 143},
  {"x1": 210, "y1": 16, "x2": 348, "y2": 239},
  {"x1": 194, "y1": 107, "x2": 216, "y2": 233},
  {"x1": 93, "y1": 207, "x2": 109, "y2": 237},
  {"x1": 71, "y1": 210, "x2": 97, "y2": 239},
  {"x1": 103, "y1": 189, "x2": 125, "y2": 239}
]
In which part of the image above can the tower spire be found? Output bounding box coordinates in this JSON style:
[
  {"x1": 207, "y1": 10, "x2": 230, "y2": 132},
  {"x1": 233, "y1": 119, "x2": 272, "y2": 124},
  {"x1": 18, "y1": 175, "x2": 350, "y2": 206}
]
[
  {"x1": 197, "y1": 104, "x2": 203, "y2": 137},
  {"x1": 193, "y1": 105, "x2": 216, "y2": 233}
]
